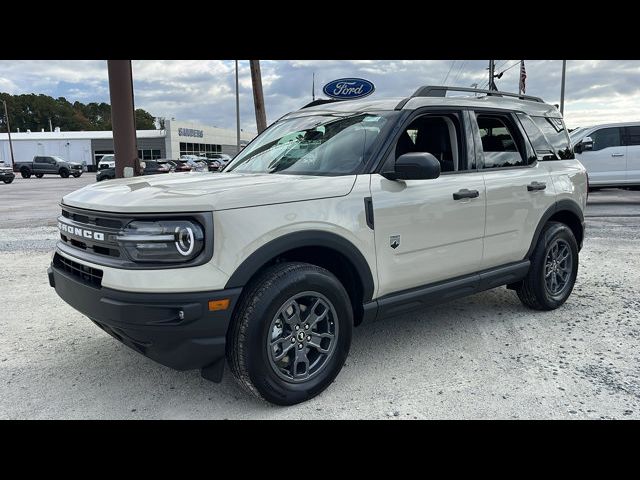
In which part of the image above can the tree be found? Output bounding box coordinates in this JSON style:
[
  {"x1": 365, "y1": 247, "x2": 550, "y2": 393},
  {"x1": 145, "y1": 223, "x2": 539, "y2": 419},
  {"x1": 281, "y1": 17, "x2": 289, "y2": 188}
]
[
  {"x1": 0, "y1": 92, "x2": 159, "y2": 132},
  {"x1": 135, "y1": 109, "x2": 156, "y2": 130}
]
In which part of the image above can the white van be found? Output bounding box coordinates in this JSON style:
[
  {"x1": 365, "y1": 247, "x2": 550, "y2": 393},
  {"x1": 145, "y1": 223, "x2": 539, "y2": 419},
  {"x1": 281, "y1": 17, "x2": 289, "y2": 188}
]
[{"x1": 571, "y1": 123, "x2": 640, "y2": 188}]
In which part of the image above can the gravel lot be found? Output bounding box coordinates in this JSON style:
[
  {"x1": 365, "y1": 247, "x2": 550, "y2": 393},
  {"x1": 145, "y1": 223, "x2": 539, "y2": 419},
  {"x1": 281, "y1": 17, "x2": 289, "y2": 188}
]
[{"x1": 1, "y1": 176, "x2": 639, "y2": 419}]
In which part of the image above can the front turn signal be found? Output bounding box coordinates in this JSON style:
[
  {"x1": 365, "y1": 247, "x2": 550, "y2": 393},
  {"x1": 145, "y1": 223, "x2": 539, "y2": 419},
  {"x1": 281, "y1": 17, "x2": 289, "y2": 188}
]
[{"x1": 208, "y1": 299, "x2": 230, "y2": 311}]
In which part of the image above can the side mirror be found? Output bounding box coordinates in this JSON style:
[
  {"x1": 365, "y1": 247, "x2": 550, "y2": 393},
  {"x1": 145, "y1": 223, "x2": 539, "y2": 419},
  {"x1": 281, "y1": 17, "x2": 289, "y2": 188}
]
[
  {"x1": 382, "y1": 152, "x2": 441, "y2": 181},
  {"x1": 576, "y1": 136, "x2": 593, "y2": 154}
]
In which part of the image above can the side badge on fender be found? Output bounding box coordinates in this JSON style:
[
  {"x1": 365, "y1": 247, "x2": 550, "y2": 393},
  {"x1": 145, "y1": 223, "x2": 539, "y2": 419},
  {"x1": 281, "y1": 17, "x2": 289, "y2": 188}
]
[{"x1": 390, "y1": 235, "x2": 400, "y2": 249}]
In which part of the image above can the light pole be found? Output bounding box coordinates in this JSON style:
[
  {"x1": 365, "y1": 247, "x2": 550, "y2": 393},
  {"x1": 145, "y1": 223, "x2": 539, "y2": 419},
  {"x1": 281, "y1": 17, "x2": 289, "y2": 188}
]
[
  {"x1": 235, "y1": 60, "x2": 240, "y2": 154},
  {"x1": 2, "y1": 100, "x2": 16, "y2": 168}
]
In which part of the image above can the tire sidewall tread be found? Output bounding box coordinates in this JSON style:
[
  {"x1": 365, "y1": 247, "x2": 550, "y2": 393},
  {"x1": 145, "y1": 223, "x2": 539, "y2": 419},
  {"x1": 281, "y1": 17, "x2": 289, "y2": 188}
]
[
  {"x1": 518, "y1": 221, "x2": 578, "y2": 311},
  {"x1": 227, "y1": 262, "x2": 353, "y2": 406}
]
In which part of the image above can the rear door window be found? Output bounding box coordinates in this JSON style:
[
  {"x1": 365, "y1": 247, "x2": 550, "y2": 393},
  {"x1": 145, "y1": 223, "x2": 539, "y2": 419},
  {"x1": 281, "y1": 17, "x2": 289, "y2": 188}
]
[
  {"x1": 476, "y1": 114, "x2": 528, "y2": 168},
  {"x1": 624, "y1": 126, "x2": 640, "y2": 146}
]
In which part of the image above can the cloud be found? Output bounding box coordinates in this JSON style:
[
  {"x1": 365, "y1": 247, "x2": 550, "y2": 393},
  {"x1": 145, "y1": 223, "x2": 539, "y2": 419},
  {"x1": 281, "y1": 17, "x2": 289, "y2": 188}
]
[{"x1": 0, "y1": 59, "x2": 638, "y2": 131}]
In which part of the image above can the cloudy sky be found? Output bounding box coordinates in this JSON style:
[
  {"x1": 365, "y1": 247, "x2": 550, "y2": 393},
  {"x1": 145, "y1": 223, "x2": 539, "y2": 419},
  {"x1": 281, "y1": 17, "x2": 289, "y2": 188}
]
[{"x1": 1, "y1": 60, "x2": 638, "y2": 132}]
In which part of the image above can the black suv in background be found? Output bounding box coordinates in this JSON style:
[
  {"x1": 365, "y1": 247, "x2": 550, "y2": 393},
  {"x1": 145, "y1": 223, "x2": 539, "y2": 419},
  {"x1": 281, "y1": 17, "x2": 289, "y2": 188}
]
[
  {"x1": 1, "y1": 162, "x2": 15, "y2": 184},
  {"x1": 96, "y1": 160, "x2": 171, "y2": 182}
]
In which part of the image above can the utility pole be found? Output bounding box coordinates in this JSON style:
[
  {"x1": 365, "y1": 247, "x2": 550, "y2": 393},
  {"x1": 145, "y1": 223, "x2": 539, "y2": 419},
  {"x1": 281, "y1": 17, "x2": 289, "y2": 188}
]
[
  {"x1": 312, "y1": 72, "x2": 315, "y2": 101},
  {"x1": 107, "y1": 60, "x2": 139, "y2": 178},
  {"x1": 488, "y1": 60, "x2": 496, "y2": 90},
  {"x1": 560, "y1": 60, "x2": 567, "y2": 115},
  {"x1": 249, "y1": 60, "x2": 267, "y2": 134},
  {"x1": 2, "y1": 100, "x2": 16, "y2": 168},
  {"x1": 235, "y1": 60, "x2": 241, "y2": 153}
]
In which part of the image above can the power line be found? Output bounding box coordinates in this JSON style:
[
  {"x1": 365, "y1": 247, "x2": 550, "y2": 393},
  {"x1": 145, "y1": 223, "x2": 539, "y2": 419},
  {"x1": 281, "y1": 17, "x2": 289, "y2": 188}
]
[
  {"x1": 442, "y1": 60, "x2": 456, "y2": 84},
  {"x1": 452, "y1": 60, "x2": 467, "y2": 84},
  {"x1": 498, "y1": 61, "x2": 521, "y2": 75},
  {"x1": 495, "y1": 59, "x2": 508, "y2": 71}
]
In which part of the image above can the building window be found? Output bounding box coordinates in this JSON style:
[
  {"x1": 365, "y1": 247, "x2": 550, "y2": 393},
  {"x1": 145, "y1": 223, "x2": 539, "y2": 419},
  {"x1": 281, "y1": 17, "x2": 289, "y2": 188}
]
[
  {"x1": 138, "y1": 149, "x2": 162, "y2": 160},
  {"x1": 179, "y1": 143, "x2": 224, "y2": 158}
]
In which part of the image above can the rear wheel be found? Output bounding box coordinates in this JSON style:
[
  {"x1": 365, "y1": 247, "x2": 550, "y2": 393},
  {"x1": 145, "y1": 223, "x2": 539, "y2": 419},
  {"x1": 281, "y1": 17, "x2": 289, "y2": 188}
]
[
  {"x1": 517, "y1": 222, "x2": 578, "y2": 310},
  {"x1": 20, "y1": 169, "x2": 31, "y2": 179},
  {"x1": 59, "y1": 169, "x2": 70, "y2": 178},
  {"x1": 35, "y1": 173, "x2": 44, "y2": 178},
  {"x1": 227, "y1": 262, "x2": 353, "y2": 405}
]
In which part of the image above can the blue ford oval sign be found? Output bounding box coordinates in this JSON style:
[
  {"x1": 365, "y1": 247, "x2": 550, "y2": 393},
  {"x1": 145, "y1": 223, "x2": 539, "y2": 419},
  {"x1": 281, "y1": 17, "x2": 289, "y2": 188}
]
[{"x1": 323, "y1": 78, "x2": 375, "y2": 100}]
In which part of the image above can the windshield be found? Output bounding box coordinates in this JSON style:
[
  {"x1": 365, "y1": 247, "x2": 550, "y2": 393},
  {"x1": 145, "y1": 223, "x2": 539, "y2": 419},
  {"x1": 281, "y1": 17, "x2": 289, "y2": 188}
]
[{"x1": 225, "y1": 111, "x2": 398, "y2": 176}]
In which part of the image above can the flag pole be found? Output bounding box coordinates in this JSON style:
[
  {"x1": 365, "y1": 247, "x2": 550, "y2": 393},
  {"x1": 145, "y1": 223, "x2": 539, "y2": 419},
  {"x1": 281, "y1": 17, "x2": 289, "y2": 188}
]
[
  {"x1": 560, "y1": 60, "x2": 567, "y2": 115},
  {"x1": 518, "y1": 60, "x2": 524, "y2": 95}
]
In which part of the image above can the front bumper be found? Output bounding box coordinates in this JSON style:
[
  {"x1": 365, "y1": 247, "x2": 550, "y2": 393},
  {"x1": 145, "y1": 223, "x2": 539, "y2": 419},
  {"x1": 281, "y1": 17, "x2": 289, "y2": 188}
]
[{"x1": 48, "y1": 260, "x2": 241, "y2": 380}]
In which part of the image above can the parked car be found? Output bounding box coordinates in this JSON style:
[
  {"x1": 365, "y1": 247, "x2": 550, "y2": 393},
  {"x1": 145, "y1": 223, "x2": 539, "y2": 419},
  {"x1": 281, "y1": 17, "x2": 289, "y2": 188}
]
[
  {"x1": 141, "y1": 160, "x2": 171, "y2": 175},
  {"x1": 570, "y1": 122, "x2": 640, "y2": 189},
  {"x1": 180, "y1": 155, "x2": 207, "y2": 172},
  {"x1": 1, "y1": 162, "x2": 15, "y2": 184},
  {"x1": 96, "y1": 167, "x2": 115, "y2": 182},
  {"x1": 98, "y1": 154, "x2": 115, "y2": 170},
  {"x1": 15, "y1": 155, "x2": 83, "y2": 178},
  {"x1": 206, "y1": 153, "x2": 233, "y2": 171},
  {"x1": 170, "y1": 160, "x2": 192, "y2": 172},
  {"x1": 49, "y1": 85, "x2": 587, "y2": 405}
]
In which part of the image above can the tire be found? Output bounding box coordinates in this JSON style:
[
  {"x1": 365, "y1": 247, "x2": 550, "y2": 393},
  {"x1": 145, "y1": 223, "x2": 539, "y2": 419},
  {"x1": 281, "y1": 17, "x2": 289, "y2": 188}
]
[
  {"x1": 59, "y1": 169, "x2": 70, "y2": 178},
  {"x1": 517, "y1": 222, "x2": 578, "y2": 310},
  {"x1": 35, "y1": 173, "x2": 44, "y2": 178},
  {"x1": 20, "y1": 169, "x2": 31, "y2": 179},
  {"x1": 227, "y1": 262, "x2": 353, "y2": 405},
  {"x1": 3, "y1": 178, "x2": 13, "y2": 184},
  {"x1": 72, "y1": 172, "x2": 81, "y2": 178}
]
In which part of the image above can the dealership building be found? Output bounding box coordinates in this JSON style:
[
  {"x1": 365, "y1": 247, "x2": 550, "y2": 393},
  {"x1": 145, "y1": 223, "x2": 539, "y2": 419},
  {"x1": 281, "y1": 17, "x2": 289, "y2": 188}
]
[{"x1": 0, "y1": 119, "x2": 255, "y2": 170}]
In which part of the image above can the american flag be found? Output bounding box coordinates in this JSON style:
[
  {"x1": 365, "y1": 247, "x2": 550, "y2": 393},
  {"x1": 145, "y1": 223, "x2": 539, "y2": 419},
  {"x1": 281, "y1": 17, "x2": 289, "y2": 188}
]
[{"x1": 519, "y1": 61, "x2": 527, "y2": 94}]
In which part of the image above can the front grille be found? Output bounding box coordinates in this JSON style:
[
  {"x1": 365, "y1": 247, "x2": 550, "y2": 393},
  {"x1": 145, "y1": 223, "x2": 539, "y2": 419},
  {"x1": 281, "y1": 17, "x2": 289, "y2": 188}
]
[
  {"x1": 57, "y1": 205, "x2": 213, "y2": 270},
  {"x1": 59, "y1": 206, "x2": 124, "y2": 259},
  {"x1": 53, "y1": 253, "x2": 103, "y2": 288}
]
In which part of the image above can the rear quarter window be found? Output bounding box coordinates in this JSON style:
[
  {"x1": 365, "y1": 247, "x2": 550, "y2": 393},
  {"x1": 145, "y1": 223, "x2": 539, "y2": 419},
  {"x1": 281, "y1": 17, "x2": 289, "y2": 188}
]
[{"x1": 531, "y1": 116, "x2": 575, "y2": 159}]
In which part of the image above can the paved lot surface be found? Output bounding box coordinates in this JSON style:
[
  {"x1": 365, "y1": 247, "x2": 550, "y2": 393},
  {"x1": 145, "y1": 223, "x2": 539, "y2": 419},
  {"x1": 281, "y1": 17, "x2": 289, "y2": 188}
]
[{"x1": 1, "y1": 177, "x2": 639, "y2": 419}]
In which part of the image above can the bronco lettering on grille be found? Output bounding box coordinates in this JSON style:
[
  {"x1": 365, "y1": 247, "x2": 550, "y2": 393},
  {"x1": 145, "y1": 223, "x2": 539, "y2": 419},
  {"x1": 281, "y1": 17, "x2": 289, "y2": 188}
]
[{"x1": 58, "y1": 222, "x2": 105, "y2": 241}]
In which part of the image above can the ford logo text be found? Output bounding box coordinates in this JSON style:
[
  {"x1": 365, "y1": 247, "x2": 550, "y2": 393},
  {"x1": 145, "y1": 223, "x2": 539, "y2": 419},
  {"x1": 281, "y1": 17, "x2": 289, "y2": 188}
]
[{"x1": 322, "y1": 78, "x2": 375, "y2": 100}]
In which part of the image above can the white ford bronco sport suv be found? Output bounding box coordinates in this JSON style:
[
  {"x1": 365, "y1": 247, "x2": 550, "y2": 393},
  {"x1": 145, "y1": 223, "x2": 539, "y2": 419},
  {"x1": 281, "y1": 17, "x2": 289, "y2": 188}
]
[{"x1": 48, "y1": 85, "x2": 587, "y2": 405}]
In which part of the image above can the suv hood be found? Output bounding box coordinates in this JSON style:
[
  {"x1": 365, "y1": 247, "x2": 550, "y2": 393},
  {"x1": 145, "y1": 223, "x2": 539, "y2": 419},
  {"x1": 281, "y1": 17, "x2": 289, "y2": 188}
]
[{"x1": 62, "y1": 172, "x2": 357, "y2": 213}]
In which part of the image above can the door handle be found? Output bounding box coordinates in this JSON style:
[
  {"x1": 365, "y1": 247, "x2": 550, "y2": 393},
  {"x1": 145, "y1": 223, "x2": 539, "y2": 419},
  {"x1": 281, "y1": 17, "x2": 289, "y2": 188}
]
[
  {"x1": 527, "y1": 181, "x2": 547, "y2": 191},
  {"x1": 453, "y1": 189, "x2": 479, "y2": 200},
  {"x1": 611, "y1": 153, "x2": 624, "y2": 157}
]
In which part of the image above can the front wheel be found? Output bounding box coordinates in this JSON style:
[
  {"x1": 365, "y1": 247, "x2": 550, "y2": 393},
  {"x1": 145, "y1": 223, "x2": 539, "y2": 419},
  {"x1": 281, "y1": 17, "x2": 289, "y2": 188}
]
[
  {"x1": 227, "y1": 262, "x2": 353, "y2": 405},
  {"x1": 517, "y1": 222, "x2": 578, "y2": 310},
  {"x1": 35, "y1": 173, "x2": 44, "y2": 178},
  {"x1": 3, "y1": 178, "x2": 13, "y2": 184},
  {"x1": 59, "y1": 169, "x2": 70, "y2": 178},
  {"x1": 72, "y1": 172, "x2": 81, "y2": 178}
]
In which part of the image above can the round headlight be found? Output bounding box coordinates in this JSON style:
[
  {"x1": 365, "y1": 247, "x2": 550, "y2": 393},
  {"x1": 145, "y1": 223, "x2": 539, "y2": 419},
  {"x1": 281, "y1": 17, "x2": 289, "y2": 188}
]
[
  {"x1": 117, "y1": 220, "x2": 204, "y2": 263},
  {"x1": 175, "y1": 226, "x2": 195, "y2": 256}
]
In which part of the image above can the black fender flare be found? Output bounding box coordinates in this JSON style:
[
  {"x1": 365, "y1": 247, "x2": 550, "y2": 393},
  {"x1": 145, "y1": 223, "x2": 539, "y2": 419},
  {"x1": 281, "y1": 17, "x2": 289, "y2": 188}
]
[
  {"x1": 224, "y1": 230, "x2": 375, "y2": 302},
  {"x1": 525, "y1": 199, "x2": 585, "y2": 259}
]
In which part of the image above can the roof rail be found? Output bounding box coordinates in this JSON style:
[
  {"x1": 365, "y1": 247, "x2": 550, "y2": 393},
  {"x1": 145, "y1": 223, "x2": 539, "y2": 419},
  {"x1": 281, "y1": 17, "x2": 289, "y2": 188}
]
[
  {"x1": 395, "y1": 85, "x2": 544, "y2": 110},
  {"x1": 300, "y1": 99, "x2": 343, "y2": 109}
]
